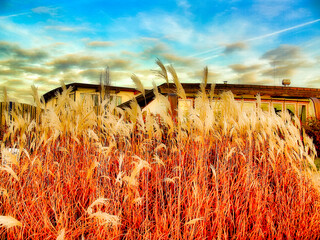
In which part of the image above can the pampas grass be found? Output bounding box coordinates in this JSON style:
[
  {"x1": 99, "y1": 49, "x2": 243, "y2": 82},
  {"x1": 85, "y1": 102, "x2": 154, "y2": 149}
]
[
  {"x1": 0, "y1": 216, "x2": 22, "y2": 228},
  {"x1": 155, "y1": 58, "x2": 169, "y2": 85},
  {"x1": 167, "y1": 64, "x2": 186, "y2": 99},
  {"x1": 56, "y1": 229, "x2": 65, "y2": 240},
  {"x1": 1, "y1": 64, "x2": 320, "y2": 239},
  {"x1": 131, "y1": 74, "x2": 145, "y2": 98}
]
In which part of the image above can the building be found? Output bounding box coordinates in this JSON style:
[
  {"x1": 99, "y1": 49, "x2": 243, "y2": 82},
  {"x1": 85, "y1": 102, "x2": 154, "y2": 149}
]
[
  {"x1": 120, "y1": 83, "x2": 320, "y2": 123},
  {"x1": 0, "y1": 101, "x2": 37, "y2": 127},
  {"x1": 42, "y1": 82, "x2": 320, "y2": 123},
  {"x1": 43, "y1": 83, "x2": 140, "y2": 108}
]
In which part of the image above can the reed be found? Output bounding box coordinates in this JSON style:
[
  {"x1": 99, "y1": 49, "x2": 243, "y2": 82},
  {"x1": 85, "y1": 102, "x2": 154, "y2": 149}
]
[{"x1": 0, "y1": 64, "x2": 320, "y2": 239}]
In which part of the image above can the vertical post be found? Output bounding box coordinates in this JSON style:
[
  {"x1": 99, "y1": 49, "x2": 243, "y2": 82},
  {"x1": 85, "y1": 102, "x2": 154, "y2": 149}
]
[
  {"x1": 0, "y1": 102, "x2": 2, "y2": 127},
  {"x1": 168, "y1": 93, "x2": 178, "y2": 121},
  {"x1": 9, "y1": 102, "x2": 12, "y2": 122},
  {"x1": 310, "y1": 98, "x2": 320, "y2": 120}
]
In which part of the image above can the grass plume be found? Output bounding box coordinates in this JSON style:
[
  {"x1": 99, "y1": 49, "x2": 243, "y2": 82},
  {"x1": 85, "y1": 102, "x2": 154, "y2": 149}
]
[{"x1": 0, "y1": 65, "x2": 320, "y2": 239}]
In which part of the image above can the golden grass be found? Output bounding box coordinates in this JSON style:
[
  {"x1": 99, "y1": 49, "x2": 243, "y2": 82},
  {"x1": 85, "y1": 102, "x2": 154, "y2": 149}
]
[{"x1": 1, "y1": 63, "x2": 320, "y2": 239}]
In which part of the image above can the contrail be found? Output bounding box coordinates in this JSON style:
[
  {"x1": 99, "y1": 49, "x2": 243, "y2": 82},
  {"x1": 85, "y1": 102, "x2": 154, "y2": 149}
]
[
  {"x1": 247, "y1": 18, "x2": 320, "y2": 42},
  {"x1": 189, "y1": 46, "x2": 224, "y2": 57},
  {"x1": 196, "y1": 18, "x2": 320, "y2": 61},
  {"x1": 199, "y1": 54, "x2": 221, "y2": 62},
  {"x1": 0, "y1": 12, "x2": 30, "y2": 19}
]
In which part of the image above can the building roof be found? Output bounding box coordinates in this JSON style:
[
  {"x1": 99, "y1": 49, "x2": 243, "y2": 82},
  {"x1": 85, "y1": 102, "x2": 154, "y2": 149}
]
[
  {"x1": 42, "y1": 83, "x2": 139, "y2": 102},
  {"x1": 119, "y1": 83, "x2": 320, "y2": 109},
  {"x1": 159, "y1": 83, "x2": 320, "y2": 98}
]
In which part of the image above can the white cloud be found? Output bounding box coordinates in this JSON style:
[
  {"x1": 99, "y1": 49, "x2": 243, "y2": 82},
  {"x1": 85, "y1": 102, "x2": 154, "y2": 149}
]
[
  {"x1": 45, "y1": 25, "x2": 90, "y2": 32},
  {"x1": 32, "y1": 6, "x2": 59, "y2": 16},
  {"x1": 176, "y1": 0, "x2": 192, "y2": 16},
  {"x1": 252, "y1": 0, "x2": 295, "y2": 19}
]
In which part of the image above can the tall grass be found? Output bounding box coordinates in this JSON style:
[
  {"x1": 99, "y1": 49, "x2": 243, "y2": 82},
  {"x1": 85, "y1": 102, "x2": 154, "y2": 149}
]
[{"x1": 1, "y1": 65, "x2": 320, "y2": 239}]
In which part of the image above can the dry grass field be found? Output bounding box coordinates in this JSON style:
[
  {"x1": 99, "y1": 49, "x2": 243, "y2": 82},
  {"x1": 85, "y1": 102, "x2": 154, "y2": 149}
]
[{"x1": 1, "y1": 64, "x2": 320, "y2": 239}]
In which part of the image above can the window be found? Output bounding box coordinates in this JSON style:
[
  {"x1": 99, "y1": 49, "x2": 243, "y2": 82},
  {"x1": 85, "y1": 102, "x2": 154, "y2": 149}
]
[
  {"x1": 79, "y1": 93, "x2": 122, "y2": 106},
  {"x1": 285, "y1": 104, "x2": 295, "y2": 117},
  {"x1": 80, "y1": 93, "x2": 99, "y2": 106},
  {"x1": 273, "y1": 103, "x2": 283, "y2": 114},
  {"x1": 298, "y1": 104, "x2": 307, "y2": 123},
  {"x1": 110, "y1": 95, "x2": 122, "y2": 105},
  {"x1": 260, "y1": 103, "x2": 270, "y2": 112},
  {"x1": 69, "y1": 93, "x2": 75, "y2": 101},
  {"x1": 242, "y1": 102, "x2": 255, "y2": 112}
]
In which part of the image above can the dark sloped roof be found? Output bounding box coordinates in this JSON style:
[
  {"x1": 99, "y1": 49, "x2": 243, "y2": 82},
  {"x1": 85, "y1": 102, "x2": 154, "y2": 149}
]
[{"x1": 118, "y1": 89, "x2": 155, "y2": 109}]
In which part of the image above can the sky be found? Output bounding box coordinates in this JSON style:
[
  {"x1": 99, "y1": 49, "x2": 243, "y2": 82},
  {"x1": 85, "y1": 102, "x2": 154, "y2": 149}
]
[{"x1": 0, "y1": 0, "x2": 320, "y2": 104}]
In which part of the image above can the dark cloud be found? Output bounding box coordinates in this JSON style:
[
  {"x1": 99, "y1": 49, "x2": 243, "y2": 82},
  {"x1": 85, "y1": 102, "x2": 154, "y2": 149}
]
[
  {"x1": 3, "y1": 79, "x2": 27, "y2": 87},
  {"x1": 103, "y1": 58, "x2": 134, "y2": 70},
  {"x1": 0, "y1": 41, "x2": 16, "y2": 56},
  {"x1": 140, "y1": 43, "x2": 169, "y2": 59},
  {"x1": 9, "y1": 89, "x2": 35, "y2": 104},
  {"x1": 0, "y1": 41, "x2": 48, "y2": 61},
  {"x1": 48, "y1": 54, "x2": 134, "y2": 73},
  {"x1": 261, "y1": 45, "x2": 312, "y2": 79},
  {"x1": 306, "y1": 77, "x2": 320, "y2": 88},
  {"x1": 261, "y1": 45, "x2": 303, "y2": 62},
  {"x1": 21, "y1": 66, "x2": 52, "y2": 75},
  {"x1": 80, "y1": 69, "x2": 102, "y2": 79},
  {"x1": 32, "y1": 77, "x2": 57, "y2": 86},
  {"x1": 187, "y1": 68, "x2": 220, "y2": 81},
  {"x1": 58, "y1": 71, "x2": 83, "y2": 83},
  {"x1": 223, "y1": 42, "x2": 247, "y2": 55},
  {"x1": 47, "y1": 54, "x2": 100, "y2": 71},
  {"x1": 0, "y1": 59, "x2": 28, "y2": 69},
  {"x1": 109, "y1": 71, "x2": 131, "y2": 84},
  {"x1": 239, "y1": 72, "x2": 273, "y2": 85},
  {"x1": 239, "y1": 72, "x2": 257, "y2": 84},
  {"x1": 262, "y1": 62, "x2": 305, "y2": 78},
  {"x1": 86, "y1": 41, "x2": 115, "y2": 48},
  {"x1": 123, "y1": 42, "x2": 199, "y2": 67},
  {"x1": 229, "y1": 63, "x2": 262, "y2": 73},
  {"x1": 160, "y1": 53, "x2": 198, "y2": 67},
  {"x1": 15, "y1": 48, "x2": 48, "y2": 61},
  {"x1": 0, "y1": 69, "x2": 22, "y2": 76}
]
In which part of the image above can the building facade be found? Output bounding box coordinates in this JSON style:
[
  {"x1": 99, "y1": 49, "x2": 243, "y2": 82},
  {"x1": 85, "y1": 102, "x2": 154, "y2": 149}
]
[
  {"x1": 122, "y1": 83, "x2": 320, "y2": 123},
  {"x1": 43, "y1": 83, "x2": 140, "y2": 108},
  {"x1": 43, "y1": 82, "x2": 320, "y2": 123}
]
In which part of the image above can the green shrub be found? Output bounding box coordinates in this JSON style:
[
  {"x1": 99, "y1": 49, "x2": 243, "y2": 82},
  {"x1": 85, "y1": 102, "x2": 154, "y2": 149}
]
[{"x1": 304, "y1": 118, "x2": 320, "y2": 156}]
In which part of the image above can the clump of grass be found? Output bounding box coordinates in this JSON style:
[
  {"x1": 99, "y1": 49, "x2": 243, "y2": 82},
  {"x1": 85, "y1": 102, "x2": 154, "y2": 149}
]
[
  {"x1": 1, "y1": 63, "x2": 320, "y2": 239},
  {"x1": 304, "y1": 117, "x2": 320, "y2": 157}
]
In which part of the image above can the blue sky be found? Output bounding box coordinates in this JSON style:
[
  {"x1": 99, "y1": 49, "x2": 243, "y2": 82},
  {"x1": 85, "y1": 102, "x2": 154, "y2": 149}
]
[{"x1": 0, "y1": 0, "x2": 320, "y2": 103}]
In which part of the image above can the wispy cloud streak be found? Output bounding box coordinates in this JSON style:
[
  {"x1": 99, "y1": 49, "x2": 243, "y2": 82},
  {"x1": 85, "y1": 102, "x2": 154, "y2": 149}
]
[
  {"x1": 198, "y1": 18, "x2": 320, "y2": 61},
  {"x1": 0, "y1": 12, "x2": 30, "y2": 19},
  {"x1": 247, "y1": 18, "x2": 320, "y2": 42}
]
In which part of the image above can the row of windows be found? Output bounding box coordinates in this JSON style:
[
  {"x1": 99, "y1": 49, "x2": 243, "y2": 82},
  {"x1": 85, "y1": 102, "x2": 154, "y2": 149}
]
[
  {"x1": 79, "y1": 93, "x2": 122, "y2": 106},
  {"x1": 178, "y1": 99, "x2": 309, "y2": 123},
  {"x1": 52, "y1": 93, "x2": 123, "y2": 107}
]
